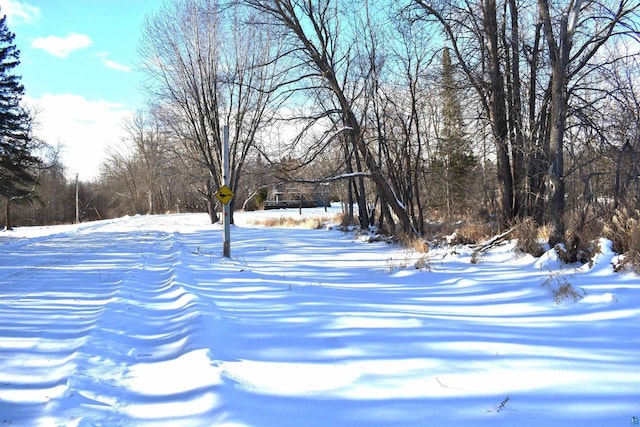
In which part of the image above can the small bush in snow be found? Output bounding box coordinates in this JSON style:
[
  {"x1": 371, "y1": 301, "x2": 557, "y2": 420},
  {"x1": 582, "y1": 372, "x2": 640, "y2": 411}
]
[
  {"x1": 512, "y1": 217, "x2": 545, "y2": 257},
  {"x1": 339, "y1": 213, "x2": 357, "y2": 228},
  {"x1": 397, "y1": 233, "x2": 430, "y2": 253},
  {"x1": 385, "y1": 249, "x2": 431, "y2": 273},
  {"x1": 604, "y1": 207, "x2": 640, "y2": 273},
  {"x1": 446, "y1": 221, "x2": 495, "y2": 246},
  {"x1": 414, "y1": 255, "x2": 431, "y2": 271},
  {"x1": 422, "y1": 212, "x2": 497, "y2": 247},
  {"x1": 542, "y1": 273, "x2": 586, "y2": 304},
  {"x1": 385, "y1": 256, "x2": 406, "y2": 273}
]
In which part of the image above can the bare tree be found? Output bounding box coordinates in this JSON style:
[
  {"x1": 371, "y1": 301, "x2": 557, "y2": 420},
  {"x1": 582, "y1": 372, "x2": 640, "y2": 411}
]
[
  {"x1": 537, "y1": 0, "x2": 639, "y2": 245},
  {"x1": 414, "y1": 0, "x2": 639, "y2": 243},
  {"x1": 240, "y1": 0, "x2": 416, "y2": 234},
  {"x1": 139, "y1": 0, "x2": 285, "y2": 223},
  {"x1": 536, "y1": 0, "x2": 583, "y2": 245},
  {"x1": 412, "y1": 0, "x2": 515, "y2": 227},
  {"x1": 122, "y1": 111, "x2": 175, "y2": 214}
]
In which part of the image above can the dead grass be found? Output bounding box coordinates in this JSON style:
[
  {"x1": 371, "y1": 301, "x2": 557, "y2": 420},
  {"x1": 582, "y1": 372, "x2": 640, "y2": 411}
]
[
  {"x1": 385, "y1": 250, "x2": 432, "y2": 273},
  {"x1": 248, "y1": 213, "x2": 342, "y2": 229},
  {"x1": 425, "y1": 216, "x2": 497, "y2": 247},
  {"x1": 604, "y1": 207, "x2": 640, "y2": 272},
  {"x1": 450, "y1": 221, "x2": 496, "y2": 245},
  {"x1": 541, "y1": 273, "x2": 586, "y2": 304},
  {"x1": 414, "y1": 255, "x2": 431, "y2": 271},
  {"x1": 512, "y1": 217, "x2": 546, "y2": 257},
  {"x1": 397, "y1": 233, "x2": 430, "y2": 253},
  {"x1": 340, "y1": 213, "x2": 358, "y2": 228}
]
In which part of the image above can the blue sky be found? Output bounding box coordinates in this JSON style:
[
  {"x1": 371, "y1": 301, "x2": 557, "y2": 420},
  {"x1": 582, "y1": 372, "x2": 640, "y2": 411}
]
[{"x1": 1, "y1": 0, "x2": 165, "y2": 179}]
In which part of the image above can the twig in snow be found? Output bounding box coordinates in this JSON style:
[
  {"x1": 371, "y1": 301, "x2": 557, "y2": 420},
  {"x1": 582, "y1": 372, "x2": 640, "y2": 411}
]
[
  {"x1": 497, "y1": 396, "x2": 510, "y2": 412},
  {"x1": 470, "y1": 228, "x2": 514, "y2": 263}
]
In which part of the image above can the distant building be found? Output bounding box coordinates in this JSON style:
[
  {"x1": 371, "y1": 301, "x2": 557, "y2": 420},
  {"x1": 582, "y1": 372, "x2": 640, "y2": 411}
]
[{"x1": 263, "y1": 182, "x2": 330, "y2": 210}]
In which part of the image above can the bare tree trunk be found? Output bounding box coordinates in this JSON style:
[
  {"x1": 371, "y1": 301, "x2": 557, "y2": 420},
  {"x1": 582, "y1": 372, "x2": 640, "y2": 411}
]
[
  {"x1": 537, "y1": 0, "x2": 583, "y2": 245},
  {"x1": 4, "y1": 198, "x2": 11, "y2": 230},
  {"x1": 342, "y1": 140, "x2": 355, "y2": 222},
  {"x1": 546, "y1": 58, "x2": 568, "y2": 246},
  {"x1": 484, "y1": 0, "x2": 513, "y2": 227},
  {"x1": 527, "y1": 22, "x2": 546, "y2": 224},
  {"x1": 352, "y1": 144, "x2": 370, "y2": 228},
  {"x1": 507, "y1": 0, "x2": 526, "y2": 218},
  {"x1": 205, "y1": 178, "x2": 219, "y2": 224}
]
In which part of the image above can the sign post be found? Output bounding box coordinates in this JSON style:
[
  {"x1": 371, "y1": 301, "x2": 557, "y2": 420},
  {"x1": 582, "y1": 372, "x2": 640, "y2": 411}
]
[
  {"x1": 214, "y1": 182, "x2": 233, "y2": 257},
  {"x1": 221, "y1": 125, "x2": 232, "y2": 257}
]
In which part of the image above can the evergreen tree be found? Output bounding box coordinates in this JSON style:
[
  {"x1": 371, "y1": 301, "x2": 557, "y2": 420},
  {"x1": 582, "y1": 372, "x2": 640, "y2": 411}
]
[
  {"x1": 438, "y1": 47, "x2": 477, "y2": 212},
  {"x1": 0, "y1": 11, "x2": 40, "y2": 229}
]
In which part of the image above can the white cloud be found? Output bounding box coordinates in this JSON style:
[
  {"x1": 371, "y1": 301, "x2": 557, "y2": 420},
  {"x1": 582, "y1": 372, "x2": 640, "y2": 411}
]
[
  {"x1": 24, "y1": 93, "x2": 133, "y2": 179},
  {"x1": 31, "y1": 33, "x2": 92, "y2": 58},
  {"x1": 103, "y1": 59, "x2": 132, "y2": 72},
  {"x1": 96, "y1": 52, "x2": 132, "y2": 72},
  {"x1": 0, "y1": 0, "x2": 41, "y2": 25}
]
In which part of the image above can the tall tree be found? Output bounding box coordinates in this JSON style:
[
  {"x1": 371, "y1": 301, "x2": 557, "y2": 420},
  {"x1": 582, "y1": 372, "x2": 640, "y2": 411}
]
[
  {"x1": 241, "y1": 0, "x2": 416, "y2": 234},
  {"x1": 439, "y1": 47, "x2": 477, "y2": 214},
  {"x1": 122, "y1": 110, "x2": 175, "y2": 214},
  {"x1": 536, "y1": 0, "x2": 582, "y2": 246},
  {"x1": 413, "y1": 0, "x2": 514, "y2": 227},
  {"x1": 482, "y1": 0, "x2": 513, "y2": 227},
  {"x1": 139, "y1": 0, "x2": 285, "y2": 224},
  {"x1": 0, "y1": 12, "x2": 40, "y2": 230},
  {"x1": 537, "y1": 0, "x2": 639, "y2": 245}
]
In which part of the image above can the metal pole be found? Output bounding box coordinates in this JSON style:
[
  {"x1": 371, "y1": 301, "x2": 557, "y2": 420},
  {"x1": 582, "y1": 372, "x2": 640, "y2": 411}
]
[
  {"x1": 222, "y1": 125, "x2": 231, "y2": 258},
  {"x1": 75, "y1": 173, "x2": 79, "y2": 224}
]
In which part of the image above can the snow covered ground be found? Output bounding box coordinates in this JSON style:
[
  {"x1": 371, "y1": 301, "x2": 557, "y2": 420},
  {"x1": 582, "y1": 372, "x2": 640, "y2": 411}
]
[{"x1": 0, "y1": 208, "x2": 639, "y2": 426}]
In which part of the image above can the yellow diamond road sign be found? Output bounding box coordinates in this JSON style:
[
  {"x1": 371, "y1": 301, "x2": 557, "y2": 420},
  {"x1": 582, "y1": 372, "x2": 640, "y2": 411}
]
[{"x1": 215, "y1": 185, "x2": 234, "y2": 205}]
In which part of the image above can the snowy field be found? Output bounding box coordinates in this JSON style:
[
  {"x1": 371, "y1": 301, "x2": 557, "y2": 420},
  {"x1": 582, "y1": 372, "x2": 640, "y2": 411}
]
[{"x1": 0, "y1": 207, "x2": 639, "y2": 426}]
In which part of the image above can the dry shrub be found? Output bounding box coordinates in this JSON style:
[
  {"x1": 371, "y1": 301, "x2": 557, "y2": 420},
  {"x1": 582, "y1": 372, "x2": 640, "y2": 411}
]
[
  {"x1": 421, "y1": 210, "x2": 498, "y2": 248},
  {"x1": 542, "y1": 274, "x2": 586, "y2": 304},
  {"x1": 385, "y1": 250, "x2": 431, "y2": 273},
  {"x1": 563, "y1": 232, "x2": 599, "y2": 265},
  {"x1": 397, "y1": 233, "x2": 430, "y2": 253},
  {"x1": 339, "y1": 213, "x2": 358, "y2": 229},
  {"x1": 414, "y1": 255, "x2": 431, "y2": 271},
  {"x1": 562, "y1": 210, "x2": 606, "y2": 264},
  {"x1": 628, "y1": 226, "x2": 640, "y2": 271},
  {"x1": 604, "y1": 207, "x2": 640, "y2": 272},
  {"x1": 565, "y1": 210, "x2": 605, "y2": 245},
  {"x1": 250, "y1": 213, "x2": 341, "y2": 229},
  {"x1": 512, "y1": 217, "x2": 545, "y2": 257},
  {"x1": 448, "y1": 221, "x2": 496, "y2": 246}
]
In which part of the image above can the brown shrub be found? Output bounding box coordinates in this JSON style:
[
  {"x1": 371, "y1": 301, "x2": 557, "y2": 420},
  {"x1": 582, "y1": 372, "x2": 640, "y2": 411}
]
[
  {"x1": 542, "y1": 274, "x2": 586, "y2": 304},
  {"x1": 340, "y1": 213, "x2": 357, "y2": 228},
  {"x1": 397, "y1": 233, "x2": 430, "y2": 253},
  {"x1": 512, "y1": 217, "x2": 545, "y2": 257},
  {"x1": 250, "y1": 213, "x2": 341, "y2": 229},
  {"x1": 563, "y1": 210, "x2": 606, "y2": 264},
  {"x1": 461, "y1": 221, "x2": 496, "y2": 244},
  {"x1": 604, "y1": 207, "x2": 640, "y2": 272}
]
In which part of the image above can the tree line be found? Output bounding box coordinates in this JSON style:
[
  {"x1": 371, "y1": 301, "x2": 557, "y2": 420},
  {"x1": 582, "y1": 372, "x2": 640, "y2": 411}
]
[{"x1": 4, "y1": 0, "x2": 640, "y2": 259}]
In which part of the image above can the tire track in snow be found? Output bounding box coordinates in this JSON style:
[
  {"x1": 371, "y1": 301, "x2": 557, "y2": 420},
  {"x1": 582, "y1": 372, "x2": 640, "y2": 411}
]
[
  {"x1": 1, "y1": 217, "x2": 224, "y2": 425},
  {"x1": 0, "y1": 227, "x2": 126, "y2": 424},
  {"x1": 48, "y1": 221, "x2": 224, "y2": 425},
  {"x1": 0, "y1": 224, "x2": 117, "y2": 307}
]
